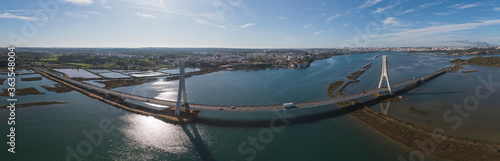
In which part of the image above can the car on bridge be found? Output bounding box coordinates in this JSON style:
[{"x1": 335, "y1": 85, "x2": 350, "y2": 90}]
[{"x1": 283, "y1": 103, "x2": 295, "y2": 109}]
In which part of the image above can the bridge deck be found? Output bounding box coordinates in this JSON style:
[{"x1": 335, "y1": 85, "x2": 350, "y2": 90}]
[{"x1": 34, "y1": 64, "x2": 460, "y2": 112}]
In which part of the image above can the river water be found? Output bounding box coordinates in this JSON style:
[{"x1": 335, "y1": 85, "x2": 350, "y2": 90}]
[{"x1": 2, "y1": 52, "x2": 499, "y2": 161}]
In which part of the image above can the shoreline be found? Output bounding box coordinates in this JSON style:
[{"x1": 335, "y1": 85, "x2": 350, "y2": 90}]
[
  {"x1": 0, "y1": 102, "x2": 68, "y2": 108},
  {"x1": 33, "y1": 67, "x2": 199, "y2": 124},
  {"x1": 328, "y1": 62, "x2": 500, "y2": 160},
  {"x1": 327, "y1": 62, "x2": 372, "y2": 97},
  {"x1": 336, "y1": 74, "x2": 500, "y2": 160},
  {"x1": 349, "y1": 103, "x2": 500, "y2": 161},
  {"x1": 26, "y1": 58, "x2": 500, "y2": 160}
]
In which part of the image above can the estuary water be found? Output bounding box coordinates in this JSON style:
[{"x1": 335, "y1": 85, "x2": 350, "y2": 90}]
[{"x1": 2, "y1": 52, "x2": 498, "y2": 161}]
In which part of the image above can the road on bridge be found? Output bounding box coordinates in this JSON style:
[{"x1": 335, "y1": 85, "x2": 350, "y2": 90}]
[{"x1": 34, "y1": 64, "x2": 458, "y2": 112}]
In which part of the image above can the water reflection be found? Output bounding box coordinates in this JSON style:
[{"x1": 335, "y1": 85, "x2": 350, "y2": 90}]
[
  {"x1": 404, "y1": 90, "x2": 467, "y2": 96},
  {"x1": 122, "y1": 114, "x2": 189, "y2": 154},
  {"x1": 180, "y1": 124, "x2": 216, "y2": 161},
  {"x1": 380, "y1": 102, "x2": 391, "y2": 115},
  {"x1": 122, "y1": 114, "x2": 215, "y2": 160},
  {"x1": 151, "y1": 80, "x2": 179, "y2": 101}
]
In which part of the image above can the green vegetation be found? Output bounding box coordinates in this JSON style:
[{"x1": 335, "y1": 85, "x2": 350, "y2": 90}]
[
  {"x1": 467, "y1": 56, "x2": 500, "y2": 66},
  {"x1": 41, "y1": 54, "x2": 61, "y2": 61},
  {"x1": 449, "y1": 59, "x2": 466, "y2": 63},
  {"x1": 0, "y1": 48, "x2": 347, "y2": 70},
  {"x1": 65, "y1": 63, "x2": 93, "y2": 67},
  {"x1": 42, "y1": 84, "x2": 74, "y2": 93},
  {"x1": 450, "y1": 56, "x2": 500, "y2": 66},
  {"x1": 0, "y1": 87, "x2": 44, "y2": 96},
  {"x1": 414, "y1": 47, "x2": 500, "y2": 55}
]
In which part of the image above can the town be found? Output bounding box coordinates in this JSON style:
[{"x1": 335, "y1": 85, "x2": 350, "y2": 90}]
[{"x1": 2, "y1": 47, "x2": 499, "y2": 71}]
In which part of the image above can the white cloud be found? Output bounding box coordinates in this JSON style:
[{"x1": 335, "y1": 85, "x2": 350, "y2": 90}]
[
  {"x1": 136, "y1": 12, "x2": 158, "y2": 19},
  {"x1": 358, "y1": 0, "x2": 383, "y2": 10},
  {"x1": 64, "y1": 0, "x2": 93, "y2": 5},
  {"x1": 346, "y1": 0, "x2": 382, "y2": 16},
  {"x1": 329, "y1": 27, "x2": 335, "y2": 31},
  {"x1": 400, "y1": 2, "x2": 441, "y2": 15},
  {"x1": 343, "y1": 23, "x2": 349, "y2": 27},
  {"x1": 303, "y1": 24, "x2": 312, "y2": 29},
  {"x1": 373, "y1": 5, "x2": 393, "y2": 14},
  {"x1": 419, "y1": 2, "x2": 442, "y2": 8},
  {"x1": 314, "y1": 31, "x2": 325, "y2": 35},
  {"x1": 239, "y1": 23, "x2": 255, "y2": 28},
  {"x1": 325, "y1": 14, "x2": 341, "y2": 23},
  {"x1": 494, "y1": 7, "x2": 500, "y2": 11},
  {"x1": 65, "y1": 11, "x2": 99, "y2": 18},
  {"x1": 126, "y1": 0, "x2": 249, "y2": 29},
  {"x1": 193, "y1": 18, "x2": 231, "y2": 29},
  {"x1": 433, "y1": 12, "x2": 453, "y2": 16},
  {"x1": 278, "y1": 16, "x2": 288, "y2": 20},
  {"x1": 195, "y1": 19, "x2": 208, "y2": 24},
  {"x1": 383, "y1": 17, "x2": 400, "y2": 26},
  {"x1": 372, "y1": 19, "x2": 500, "y2": 42},
  {"x1": 0, "y1": 13, "x2": 36, "y2": 21},
  {"x1": 400, "y1": 9, "x2": 416, "y2": 15},
  {"x1": 450, "y1": 3, "x2": 481, "y2": 9},
  {"x1": 285, "y1": 36, "x2": 298, "y2": 42}
]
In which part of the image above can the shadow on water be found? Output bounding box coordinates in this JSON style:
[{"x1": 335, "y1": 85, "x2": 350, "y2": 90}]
[
  {"x1": 194, "y1": 78, "x2": 434, "y2": 128},
  {"x1": 178, "y1": 117, "x2": 216, "y2": 161},
  {"x1": 137, "y1": 73, "x2": 445, "y2": 160},
  {"x1": 405, "y1": 90, "x2": 467, "y2": 96},
  {"x1": 147, "y1": 71, "x2": 445, "y2": 129}
]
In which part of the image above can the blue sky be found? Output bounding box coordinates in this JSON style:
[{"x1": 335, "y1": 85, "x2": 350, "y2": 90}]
[{"x1": 1, "y1": 0, "x2": 500, "y2": 48}]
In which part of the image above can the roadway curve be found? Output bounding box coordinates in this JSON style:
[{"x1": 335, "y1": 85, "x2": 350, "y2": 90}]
[{"x1": 34, "y1": 64, "x2": 460, "y2": 112}]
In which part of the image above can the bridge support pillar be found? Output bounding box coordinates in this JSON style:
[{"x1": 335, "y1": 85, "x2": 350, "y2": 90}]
[
  {"x1": 175, "y1": 59, "x2": 187, "y2": 116},
  {"x1": 378, "y1": 55, "x2": 392, "y2": 95}
]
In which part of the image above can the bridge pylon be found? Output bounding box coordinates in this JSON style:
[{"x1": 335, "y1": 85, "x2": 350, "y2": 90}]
[
  {"x1": 175, "y1": 59, "x2": 188, "y2": 116},
  {"x1": 378, "y1": 55, "x2": 392, "y2": 95}
]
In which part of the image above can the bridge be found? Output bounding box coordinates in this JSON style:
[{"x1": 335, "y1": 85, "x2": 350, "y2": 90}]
[{"x1": 33, "y1": 55, "x2": 462, "y2": 115}]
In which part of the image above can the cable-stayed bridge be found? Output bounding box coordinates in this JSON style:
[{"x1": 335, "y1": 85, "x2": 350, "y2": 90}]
[{"x1": 33, "y1": 55, "x2": 462, "y2": 115}]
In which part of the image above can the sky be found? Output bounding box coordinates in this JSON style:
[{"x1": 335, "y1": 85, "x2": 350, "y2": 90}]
[{"x1": 1, "y1": 0, "x2": 500, "y2": 48}]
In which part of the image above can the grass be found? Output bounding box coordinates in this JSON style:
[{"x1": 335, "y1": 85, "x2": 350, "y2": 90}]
[
  {"x1": 41, "y1": 54, "x2": 61, "y2": 61},
  {"x1": 65, "y1": 63, "x2": 93, "y2": 67}
]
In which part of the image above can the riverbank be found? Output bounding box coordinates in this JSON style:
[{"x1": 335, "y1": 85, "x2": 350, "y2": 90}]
[
  {"x1": 33, "y1": 67, "x2": 199, "y2": 124},
  {"x1": 96, "y1": 78, "x2": 158, "y2": 89},
  {"x1": 42, "y1": 84, "x2": 74, "y2": 93},
  {"x1": 341, "y1": 85, "x2": 500, "y2": 160},
  {"x1": 21, "y1": 77, "x2": 43, "y2": 81},
  {"x1": 327, "y1": 62, "x2": 372, "y2": 97},
  {"x1": 0, "y1": 102, "x2": 67, "y2": 108},
  {"x1": 450, "y1": 56, "x2": 500, "y2": 67},
  {"x1": 350, "y1": 102, "x2": 500, "y2": 161},
  {"x1": 0, "y1": 87, "x2": 44, "y2": 96},
  {"x1": 328, "y1": 61, "x2": 500, "y2": 160}
]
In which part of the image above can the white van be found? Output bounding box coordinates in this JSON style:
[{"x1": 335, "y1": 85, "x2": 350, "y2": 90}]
[{"x1": 283, "y1": 103, "x2": 295, "y2": 108}]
